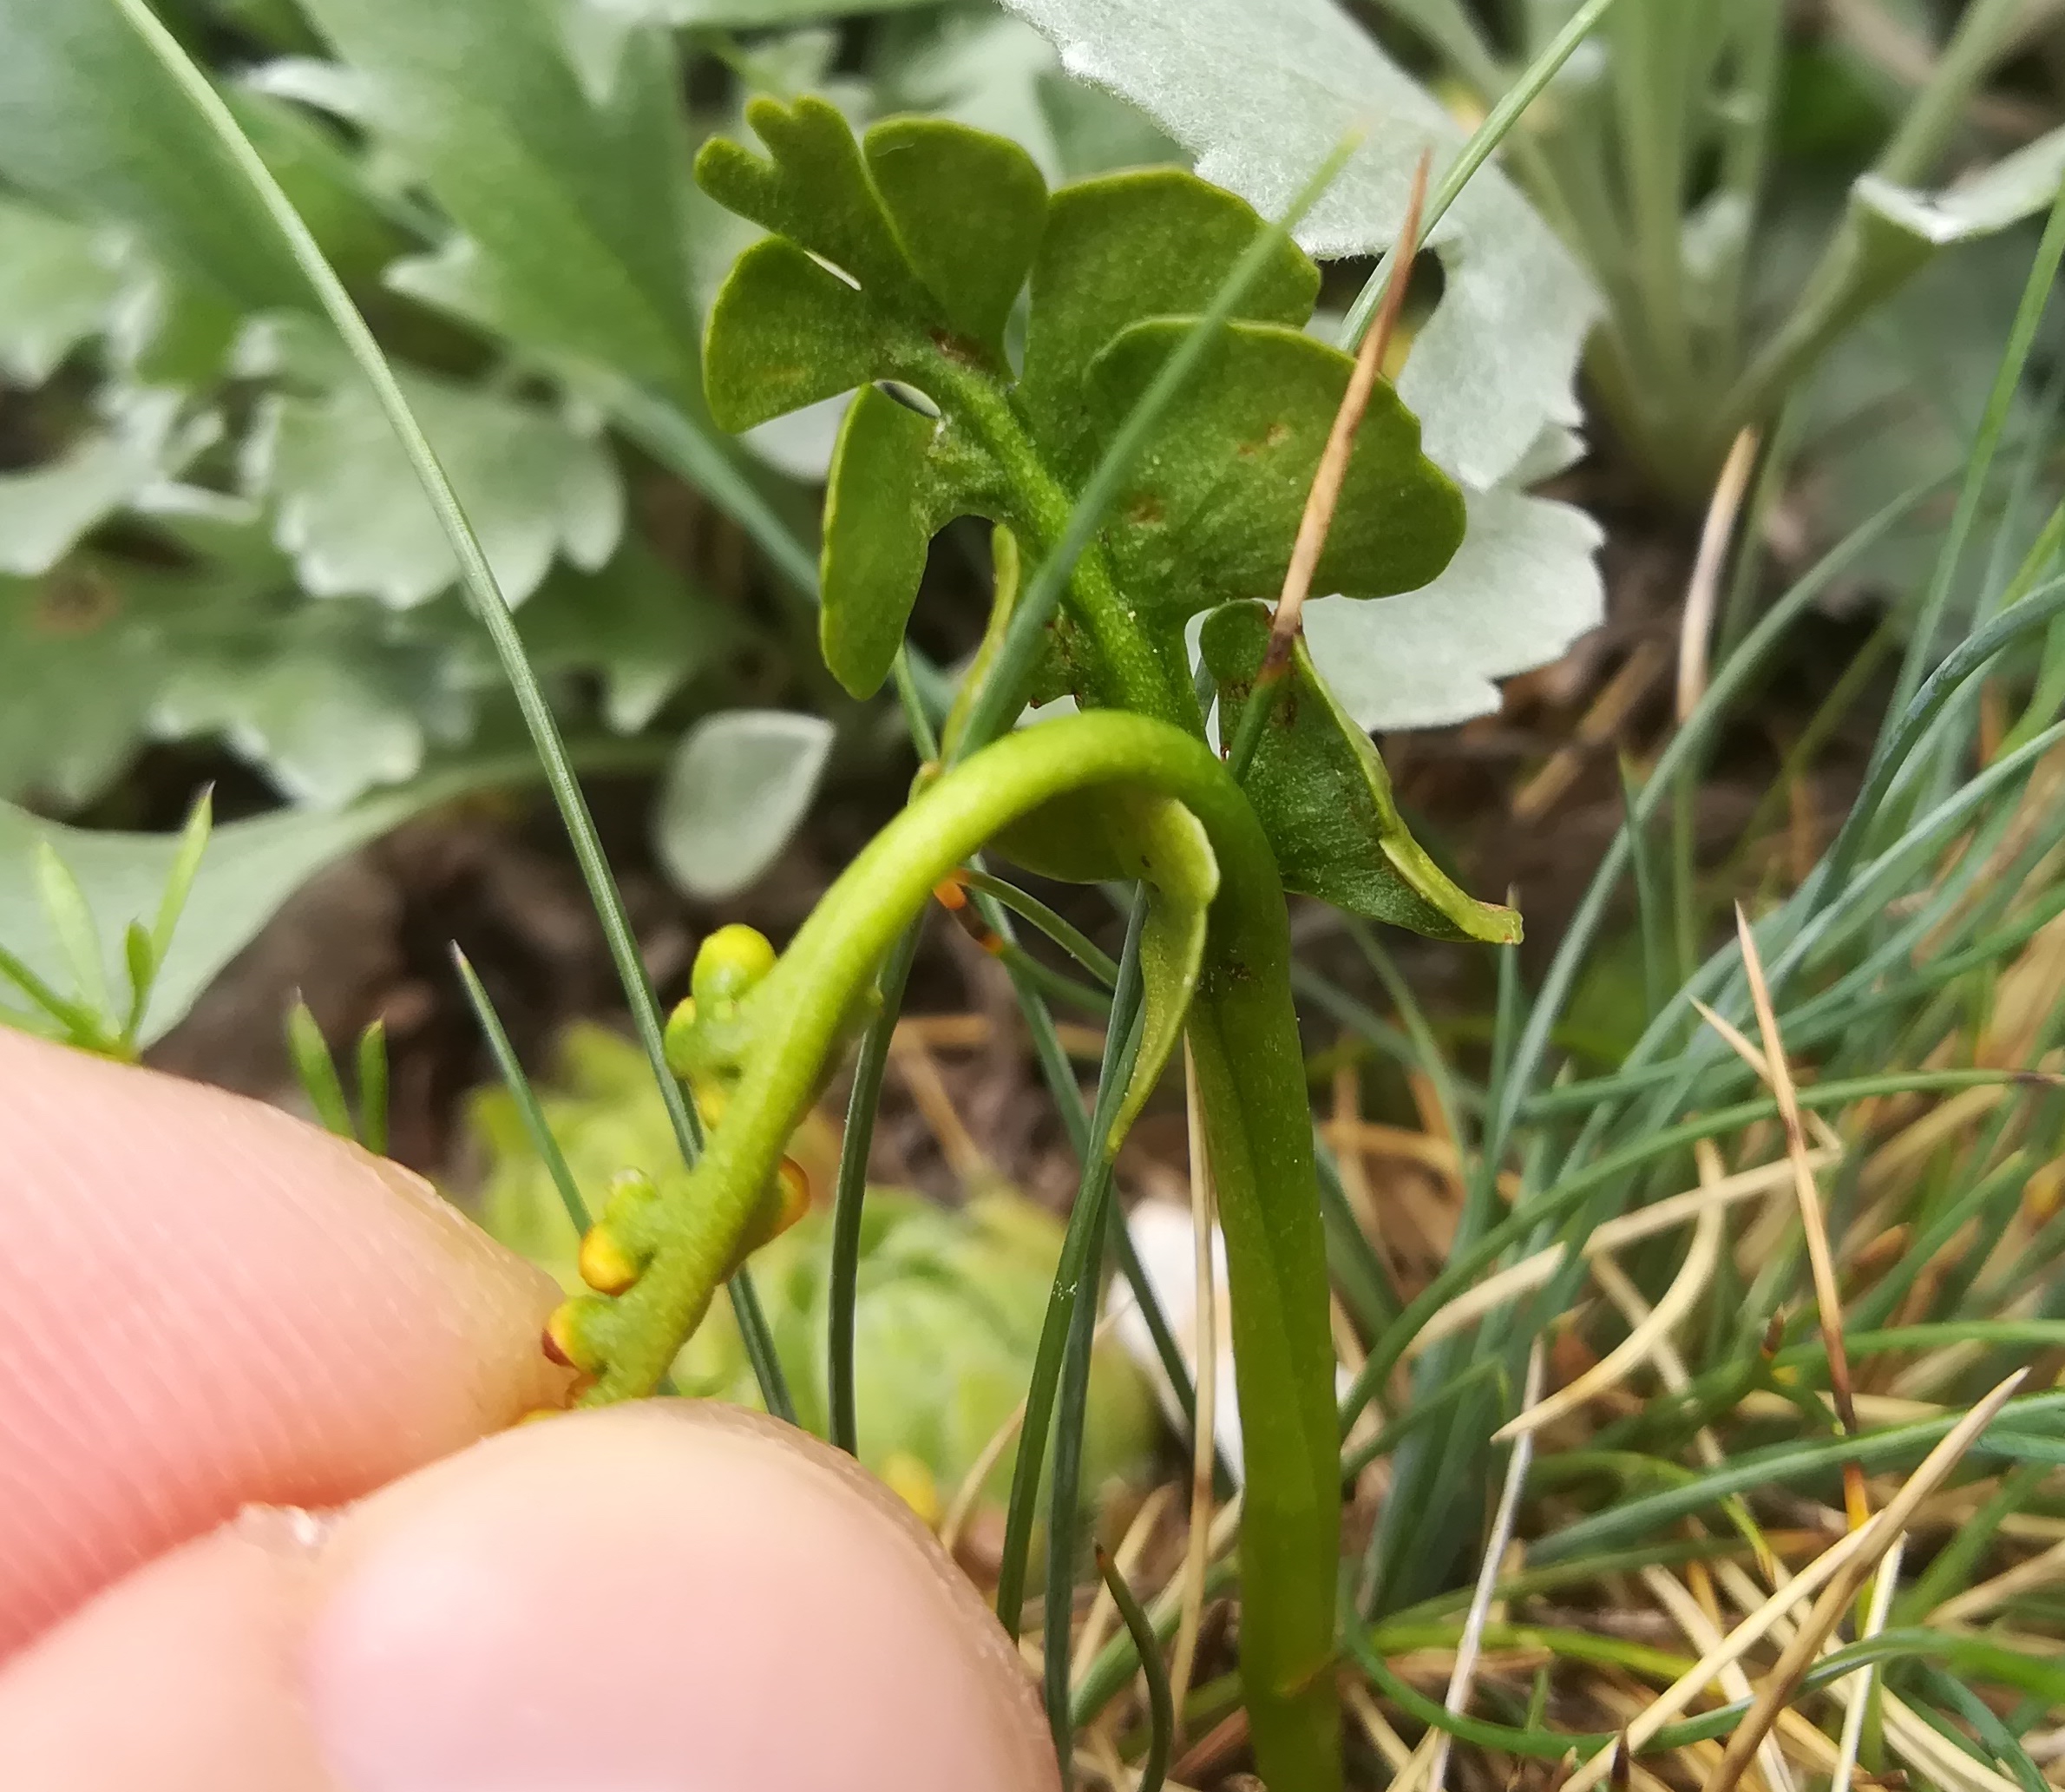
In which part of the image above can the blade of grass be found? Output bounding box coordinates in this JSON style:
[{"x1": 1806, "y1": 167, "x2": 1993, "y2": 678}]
[
  {"x1": 34, "y1": 842, "x2": 108, "y2": 1021},
  {"x1": 1535, "y1": 1386, "x2": 2065, "y2": 1567},
  {"x1": 1346, "y1": 1627, "x2": 2065, "y2": 1761},
  {"x1": 1735, "y1": 905, "x2": 1872, "y2": 1530},
  {"x1": 1700, "y1": 1372, "x2": 2031, "y2": 1792},
  {"x1": 1096, "y1": 1542, "x2": 1173, "y2": 1792},
  {"x1": 1921, "y1": 1665, "x2": 2052, "y2": 1792},
  {"x1": 125, "y1": 785, "x2": 213, "y2": 1044},
  {"x1": 1883, "y1": 180, "x2": 2065, "y2": 780},
  {"x1": 1477, "y1": 472, "x2": 1948, "y2": 1176},
  {"x1": 112, "y1": 0, "x2": 793, "y2": 1418},
  {"x1": 149, "y1": 786, "x2": 213, "y2": 967},
  {"x1": 450, "y1": 946, "x2": 589, "y2": 1236},
  {"x1": 1566, "y1": 1370, "x2": 2026, "y2": 1792},
  {"x1": 827, "y1": 922, "x2": 921, "y2": 1456},
  {"x1": 959, "y1": 869, "x2": 1119, "y2": 986},
  {"x1": 355, "y1": 1018, "x2": 389, "y2": 1159},
  {"x1": 1167, "y1": 1045, "x2": 1220, "y2": 1740},
  {"x1": 0, "y1": 941, "x2": 106, "y2": 1045},
  {"x1": 1338, "y1": 0, "x2": 1630, "y2": 348},
  {"x1": 998, "y1": 907, "x2": 1148, "y2": 1639},
  {"x1": 286, "y1": 998, "x2": 354, "y2": 1142},
  {"x1": 1039, "y1": 906, "x2": 1149, "y2": 1780},
  {"x1": 1832, "y1": 1537, "x2": 1905, "y2": 1792},
  {"x1": 1427, "y1": 1341, "x2": 1545, "y2": 1792},
  {"x1": 1619, "y1": 758, "x2": 1668, "y2": 1021}
]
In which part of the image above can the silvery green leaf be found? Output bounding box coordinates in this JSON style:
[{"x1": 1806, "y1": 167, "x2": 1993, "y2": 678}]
[
  {"x1": 514, "y1": 544, "x2": 738, "y2": 733},
  {"x1": 0, "y1": 560, "x2": 189, "y2": 807},
  {"x1": 241, "y1": 363, "x2": 623, "y2": 608},
  {"x1": 999, "y1": 0, "x2": 1598, "y2": 488},
  {"x1": 0, "y1": 0, "x2": 308, "y2": 312},
  {"x1": 655, "y1": 710, "x2": 834, "y2": 901},
  {"x1": 151, "y1": 621, "x2": 469, "y2": 807},
  {"x1": 0, "y1": 763, "x2": 511, "y2": 1046},
  {"x1": 294, "y1": 0, "x2": 700, "y2": 392},
  {"x1": 0, "y1": 390, "x2": 196, "y2": 578},
  {"x1": 1302, "y1": 482, "x2": 1603, "y2": 731},
  {"x1": 0, "y1": 199, "x2": 128, "y2": 384},
  {"x1": 580, "y1": 0, "x2": 940, "y2": 24},
  {"x1": 1857, "y1": 124, "x2": 2065, "y2": 252}
]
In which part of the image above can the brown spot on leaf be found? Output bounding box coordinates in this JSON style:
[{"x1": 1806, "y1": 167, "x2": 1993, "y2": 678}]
[{"x1": 34, "y1": 565, "x2": 120, "y2": 637}]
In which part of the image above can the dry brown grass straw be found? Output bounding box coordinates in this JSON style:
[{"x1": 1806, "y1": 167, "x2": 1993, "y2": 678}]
[
  {"x1": 1677, "y1": 428, "x2": 1761, "y2": 723},
  {"x1": 1496, "y1": 1143, "x2": 1727, "y2": 1441},
  {"x1": 1562, "y1": 1368, "x2": 2027, "y2": 1792},
  {"x1": 1259, "y1": 149, "x2": 1430, "y2": 676},
  {"x1": 1698, "y1": 1370, "x2": 2029, "y2": 1792},
  {"x1": 1431, "y1": 1341, "x2": 1546, "y2": 1792},
  {"x1": 1734, "y1": 906, "x2": 1872, "y2": 1532}
]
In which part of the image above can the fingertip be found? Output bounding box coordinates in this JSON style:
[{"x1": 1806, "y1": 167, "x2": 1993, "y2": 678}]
[
  {"x1": 0, "y1": 1517, "x2": 333, "y2": 1792},
  {"x1": 304, "y1": 1402, "x2": 1059, "y2": 1792},
  {"x1": 0, "y1": 1030, "x2": 567, "y2": 1653}
]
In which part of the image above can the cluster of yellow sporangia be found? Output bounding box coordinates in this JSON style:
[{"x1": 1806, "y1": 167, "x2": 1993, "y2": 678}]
[{"x1": 539, "y1": 925, "x2": 810, "y2": 1381}]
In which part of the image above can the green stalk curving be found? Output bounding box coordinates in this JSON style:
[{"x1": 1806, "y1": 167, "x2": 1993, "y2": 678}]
[{"x1": 560, "y1": 708, "x2": 1340, "y2": 1788}]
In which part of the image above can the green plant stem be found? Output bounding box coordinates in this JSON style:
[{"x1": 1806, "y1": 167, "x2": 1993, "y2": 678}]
[
  {"x1": 1039, "y1": 910, "x2": 1146, "y2": 1781},
  {"x1": 1876, "y1": 0, "x2": 2031, "y2": 187},
  {"x1": 960, "y1": 869, "x2": 1120, "y2": 984},
  {"x1": 1187, "y1": 977, "x2": 1341, "y2": 1786},
  {"x1": 826, "y1": 922, "x2": 921, "y2": 1457},
  {"x1": 1722, "y1": 16, "x2": 2062, "y2": 449},
  {"x1": 561, "y1": 709, "x2": 1332, "y2": 1790},
  {"x1": 115, "y1": 0, "x2": 796, "y2": 1418}
]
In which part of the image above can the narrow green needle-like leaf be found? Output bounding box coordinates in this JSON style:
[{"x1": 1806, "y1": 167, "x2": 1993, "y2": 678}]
[
  {"x1": 286, "y1": 998, "x2": 356, "y2": 1142},
  {"x1": 355, "y1": 1018, "x2": 390, "y2": 1160},
  {"x1": 451, "y1": 946, "x2": 588, "y2": 1236},
  {"x1": 1094, "y1": 1545, "x2": 1172, "y2": 1792},
  {"x1": 960, "y1": 869, "x2": 1120, "y2": 985},
  {"x1": 150, "y1": 786, "x2": 214, "y2": 967},
  {"x1": 828, "y1": 922, "x2": 921, "y2": 1457},
  {"x1": 33, "y1": 841, "x2": 108, "y2": 1021}
]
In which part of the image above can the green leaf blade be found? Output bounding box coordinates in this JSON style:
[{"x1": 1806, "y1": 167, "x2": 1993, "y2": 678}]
[
  {"x1": 1019, "y1": 167, "x2": 1321, "y2": 466},
  {"x1": 862, "y1": 116, "x2": 1048, "y2": 356},
  {"x1": 1090, "y1": 318, "x2": 1465, "y2": 614},
  {"x1": 702, "y1": 238, "x2": 887, "y2": 433},
  {"x1": 695, "y1": 95, "x2": 920, "y2": 307},
  {"x1": 1202, "y1": 602, "x2": 1519, "y2": 944},
  {"x1": 820, "y1": 385, "x2": 945, "y2": 699}
]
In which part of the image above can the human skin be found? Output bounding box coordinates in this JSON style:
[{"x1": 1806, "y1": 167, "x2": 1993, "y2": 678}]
[{"x1": 0, "y1": 1027, "x2": 1057, "y2": 1792}]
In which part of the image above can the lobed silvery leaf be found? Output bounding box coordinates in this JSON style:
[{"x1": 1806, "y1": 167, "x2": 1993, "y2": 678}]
[
  {"x1": 239, "y1": 328, "x2": 623, "y2": 609},
  {"x1": 655, "y1": 710, "x2": 836, "y2": 902}
]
